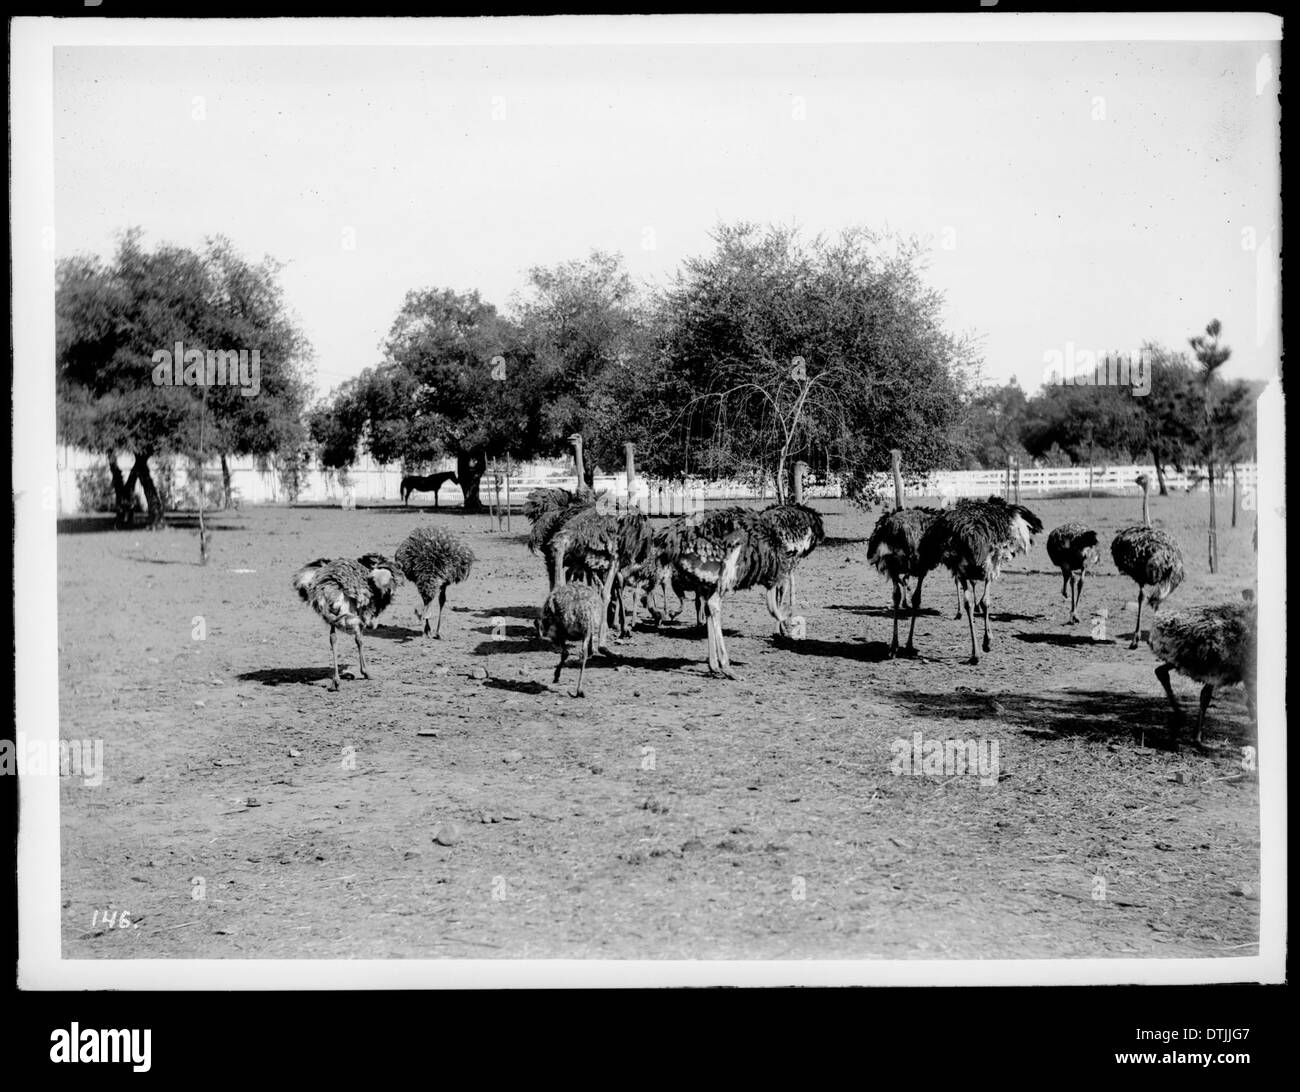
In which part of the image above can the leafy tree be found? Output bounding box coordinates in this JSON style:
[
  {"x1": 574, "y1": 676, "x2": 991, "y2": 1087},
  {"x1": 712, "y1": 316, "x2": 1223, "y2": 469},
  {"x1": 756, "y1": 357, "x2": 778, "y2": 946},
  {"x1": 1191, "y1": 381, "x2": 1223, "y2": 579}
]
[
  {"x1": 1131, "y1": 344, "x2": 1203, "y2": 495},
  {"x1": 310, "y1": 289, "x2": 533, "y2": 510},
  {"x1": 629, "y1": 223, "x2": 973, "y2": 502},
  {"x1": 1019, "y1": 377, "x2": 1143, "y2": 467},
  {"x1": 56, "y1": 230, "x2": 311, "y2": 527},
  {"x1": 511, "y1": 251, "x2": 651, "y2": 485},
  {"x1": 956, "y1": 380, "x2": 1030, "y2": 470}
]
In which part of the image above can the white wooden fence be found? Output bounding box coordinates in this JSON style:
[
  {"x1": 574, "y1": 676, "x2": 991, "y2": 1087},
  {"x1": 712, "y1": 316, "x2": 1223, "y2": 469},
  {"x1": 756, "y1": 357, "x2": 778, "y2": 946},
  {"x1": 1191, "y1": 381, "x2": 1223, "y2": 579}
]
[{"x1": 55, "y1": 445, "x2": 1258, "y2": 516}]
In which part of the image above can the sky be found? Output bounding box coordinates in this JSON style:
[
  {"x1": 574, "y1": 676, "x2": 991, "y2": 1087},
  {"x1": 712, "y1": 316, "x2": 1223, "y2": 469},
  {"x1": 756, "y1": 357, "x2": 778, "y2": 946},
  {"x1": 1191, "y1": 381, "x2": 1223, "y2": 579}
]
[{"x1": 51, "y1": 19, "x2": 1281, "y2": 401}]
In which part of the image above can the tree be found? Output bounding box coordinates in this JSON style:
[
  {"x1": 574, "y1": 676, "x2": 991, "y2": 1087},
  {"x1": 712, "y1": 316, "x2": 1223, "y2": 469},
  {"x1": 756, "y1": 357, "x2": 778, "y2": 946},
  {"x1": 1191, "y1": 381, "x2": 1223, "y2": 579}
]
[
  {"x1": 310, "y1": 289, "x2": 534, "y2": 510},
  {"x1": 510, "y1": 251, "x2": 651, "y2": 486},
  {"x1": 1132, "y1": 343, "x2": 1202, "y2": 495},
  {"x1": 628, "y1": 223, "x2": 973, "y2": 501},
  {"x1": 56, "y1": 230, "x2": 312, "y2": 528},
  {"x1": 1019, "y1": 378, "x2": 1143, "y2": 468},
  {"x1": 1209, "y1": 378, "x2": 1260, "y2": 530},
  {"x1": 1189, "y1": 319, "x2": 1231, "y2": 572},
  {"x1": 957, "y1": 380, "x2": 1030, "y2": 470},
  {"x1": 188, "y1": 237, "x2": 313, "y2": 509}
]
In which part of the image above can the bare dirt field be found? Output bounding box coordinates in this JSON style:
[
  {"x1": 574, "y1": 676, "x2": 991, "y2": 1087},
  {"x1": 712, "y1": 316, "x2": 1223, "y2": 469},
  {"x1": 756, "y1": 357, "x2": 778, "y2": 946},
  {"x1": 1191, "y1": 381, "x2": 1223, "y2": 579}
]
[{"x1": 57, "y1": 490, "x2": 1260, "y2": 960}]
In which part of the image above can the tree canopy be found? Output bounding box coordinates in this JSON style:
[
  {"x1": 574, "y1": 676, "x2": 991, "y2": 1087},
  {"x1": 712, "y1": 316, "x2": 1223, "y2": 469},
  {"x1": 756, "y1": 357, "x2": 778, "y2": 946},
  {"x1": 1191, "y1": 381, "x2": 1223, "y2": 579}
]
[{"x1": 56, "y1": 229, "x2": 312, "y2": 524}]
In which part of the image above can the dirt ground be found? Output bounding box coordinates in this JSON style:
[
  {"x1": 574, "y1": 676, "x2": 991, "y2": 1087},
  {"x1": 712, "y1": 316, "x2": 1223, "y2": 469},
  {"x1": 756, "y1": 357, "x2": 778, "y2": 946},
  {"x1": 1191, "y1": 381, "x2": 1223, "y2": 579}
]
[{"x1": 57, "y1": 489, "x2": 1261, "y2": 960}]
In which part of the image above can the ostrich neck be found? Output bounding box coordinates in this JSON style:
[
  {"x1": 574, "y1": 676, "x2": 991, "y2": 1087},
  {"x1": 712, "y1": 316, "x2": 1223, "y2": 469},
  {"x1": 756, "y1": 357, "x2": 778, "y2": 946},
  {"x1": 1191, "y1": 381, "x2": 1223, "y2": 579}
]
[
  {"x1": 572, "y1": 439, "x2": 585, "y2": 486},
  {"x1": 1142, "y1": 491, "x2": 1150, "y2": 526}
]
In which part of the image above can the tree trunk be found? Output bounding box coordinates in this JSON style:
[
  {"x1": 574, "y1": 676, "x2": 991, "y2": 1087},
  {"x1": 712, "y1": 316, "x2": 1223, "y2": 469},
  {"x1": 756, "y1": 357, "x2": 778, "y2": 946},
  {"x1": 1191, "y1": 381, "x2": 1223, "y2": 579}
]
[
  {"x1": 220, "y1": 453, "x2": 233, "y2": 510},
  {"x1": 1231, "y1": 464, "x2": 1239, "y2": 528},
  {"x1": 1207, "y1": 463, "x2": 1218, "y2": 573},
  {"x1": 134, "y1": 453, "x2": 165, "y2": 527},
  {"x1": 111, "y1": 459, "x2": 136, "y2": 528},
  {"x1": 456, "y1": 449, "x2": 487, "y2": 512},
  {"x1": 1152, "y1": 452, "x2": 1169, "y2": 496}
]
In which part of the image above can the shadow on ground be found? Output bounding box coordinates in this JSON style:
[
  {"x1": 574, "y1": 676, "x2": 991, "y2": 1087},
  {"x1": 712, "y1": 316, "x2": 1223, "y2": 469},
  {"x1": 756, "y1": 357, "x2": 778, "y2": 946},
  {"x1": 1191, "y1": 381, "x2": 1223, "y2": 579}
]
[
  {"x1": 885, "y1": 686, "x2": 1255, "y2": 749},
  {"x1": 236, "y1": 665, "x2": 341, "y2": 686}
]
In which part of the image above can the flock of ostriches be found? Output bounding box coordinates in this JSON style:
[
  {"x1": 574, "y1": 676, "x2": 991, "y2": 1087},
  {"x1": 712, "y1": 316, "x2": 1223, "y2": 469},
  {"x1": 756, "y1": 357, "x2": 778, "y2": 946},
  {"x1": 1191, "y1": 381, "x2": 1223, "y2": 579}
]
[{"x1": 292, "y1": 472, "x2": 1257, "y2": 751}]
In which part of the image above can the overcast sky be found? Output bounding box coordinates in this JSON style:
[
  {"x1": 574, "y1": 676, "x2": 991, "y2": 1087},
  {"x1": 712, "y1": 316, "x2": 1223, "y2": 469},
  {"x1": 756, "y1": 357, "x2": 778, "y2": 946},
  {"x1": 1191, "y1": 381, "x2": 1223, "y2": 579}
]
[{"x1": 52, "y1": 20, "x2": 1280, "y2": 401}]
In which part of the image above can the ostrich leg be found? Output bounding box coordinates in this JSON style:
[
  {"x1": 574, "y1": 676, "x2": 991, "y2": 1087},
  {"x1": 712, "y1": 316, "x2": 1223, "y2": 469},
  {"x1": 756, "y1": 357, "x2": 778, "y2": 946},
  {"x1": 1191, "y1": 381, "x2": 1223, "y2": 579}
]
[
  {"x1": 553, "y1": 644, "x2": 569, "y2": 684},
  {"x1": 1060, "y1": 570, "x2": 1070, "y2": 600},
  {"x1": 953, "y1": 578, "x2": 964, "y2": 621},
  {"x1": 1154, "y1": 663, "x2": 1184, "y2": 747},
  {"x1": 962, "y1": 582, "x2": 980, "y2": 665},
  {"x1": 888, "y1": 579, "x2": 904, "y2": 657},
  {"x1": 765, "y1": 584, "x2": 782, "y2": 633},
  {"x1": 596, "y1": 554, "x2": 619, "y2": 654},
  {"x1": 432, "y1": 585, "x2": 448, "y2": 638},
  {"x1": 704, "y1": 591, "x2": 737, "y2": 680},
  {"x1": 328, "y1": 627, "x2": 341, "y2": 691},
  {"x1": 903, "y1": 573, "x2": 927, "y2": 656},
  {"x1": 1129, "y1": 587, "x2": 1146, "y2": 650},
  {"x1": 354, "y1": 627, "x2": 370, "y2": 679},
  {"x1": 1193, "y1": 684, "x2": 1215, "y2": 746},
  {"x1": 980, "y1": 583, "x2": 993, "y2": 653},
  {"x1": 572, "y1": 637, "x2": 590, "y2": 698},
  {"x1": 615, "y1": 576, "x2": 631, "y2": 640},
  {"x1": 1070, "y1": 572, "x2": 1085, "y2": 624}
]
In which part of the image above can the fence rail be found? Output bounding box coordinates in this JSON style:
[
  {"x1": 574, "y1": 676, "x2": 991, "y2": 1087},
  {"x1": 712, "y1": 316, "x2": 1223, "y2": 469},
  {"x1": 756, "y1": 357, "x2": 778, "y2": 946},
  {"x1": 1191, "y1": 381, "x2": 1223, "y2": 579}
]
[{"x1": 55, "y1": 446, "x2": 1259, "y2": 515}]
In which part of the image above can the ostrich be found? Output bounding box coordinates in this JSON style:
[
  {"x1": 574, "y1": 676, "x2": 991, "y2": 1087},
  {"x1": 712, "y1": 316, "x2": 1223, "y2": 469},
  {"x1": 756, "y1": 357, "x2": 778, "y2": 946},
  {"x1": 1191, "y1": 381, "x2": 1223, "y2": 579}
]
[
  {"x1": 538, "y1": 504, "x2": 621, "y2": 651},
  {"x1": 867, "y1": 506, "x2": 944, "y2": 657},
  {"x1": 292, "y1": 553, "x2": 399, "y2": 691},
  {"x1": 1150, "y1": 595, "x2": 1257, "y2": 748},
  {"x1": 905, "y1": 496, "x2": 1043, "y2": 664},
  {"x1": 525, "y1": 486, "x2": 594, "y2": 563},
  {"x1": 539, "y1": 582, "x2": 603, "y2": 698},
  {"x1": 657, "y1": 507, "x2": 790, "y2": 678},
  {"x1": 1046, "y1": 521, "x2": 1101, "y2": 624},
  {"x1": 1110, "y1": 473, "x2": 1185, "y2": 650},
  {"x1": 759, "y1": 502, "x2": 825, "y2": 614},
  {"x1": 394, "y1": 526, "x2": 475, "y2": 638},
  {"x1": 607, "y1": 510, "x2": 656, "y2": 639}
]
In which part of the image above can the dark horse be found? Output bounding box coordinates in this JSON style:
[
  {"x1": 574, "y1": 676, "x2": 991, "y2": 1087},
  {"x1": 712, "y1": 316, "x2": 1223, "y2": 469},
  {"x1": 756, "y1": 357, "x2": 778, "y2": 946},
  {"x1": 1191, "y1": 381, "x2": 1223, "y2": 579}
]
[{"x1": 401, "y1": 471, "x2": 459, "y2": 508}]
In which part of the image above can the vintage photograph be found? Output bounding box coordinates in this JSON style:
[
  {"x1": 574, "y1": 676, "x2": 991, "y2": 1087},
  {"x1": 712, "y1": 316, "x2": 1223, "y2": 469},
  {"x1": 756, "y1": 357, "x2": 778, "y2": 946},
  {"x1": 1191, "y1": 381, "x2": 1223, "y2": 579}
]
[{"x1": 14, "y1": 14, "x2": 1284, "y2": 987}]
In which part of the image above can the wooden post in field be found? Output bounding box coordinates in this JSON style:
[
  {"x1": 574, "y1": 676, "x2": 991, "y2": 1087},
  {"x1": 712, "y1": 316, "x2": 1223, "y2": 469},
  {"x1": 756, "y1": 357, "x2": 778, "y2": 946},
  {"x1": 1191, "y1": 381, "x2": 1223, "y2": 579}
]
[
  {"x1": 624, "y1": 441, "x2": 637, "y2": 514},
  {"x1": 890, "y1": 449, "x2": 904, "y2": 509},
  {"x1": 505, "y1": 453, "x2": 512, "y2": 533},
  {"x1": 1014, "y1": 457, "x2": 1021, "y2": 504},
  {"x1": 791, "y1": 460, "x2": 807, "y2": 505},
  {"x1": 1208, "y1": 464, "x2": 1218, "y2": 573},
  {"x1": 493, "y1": 462, "x2": 504, "y2": 532},
  {"x1": 1231, "y1": 464, "x2": 1239, "y2": 528},
  {"x1": 1087, "y1": 434, "x2": 1094, "y2": 499},
  {"x1": 486, "y1": 458, "x2": 498, "y2": 532},
  {"x1": 1005, "y1": 455, "x2": 1012, "y2": 501},
  {"x1": 197, "y1": 382, "x2": 209, "y2": 564}
]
